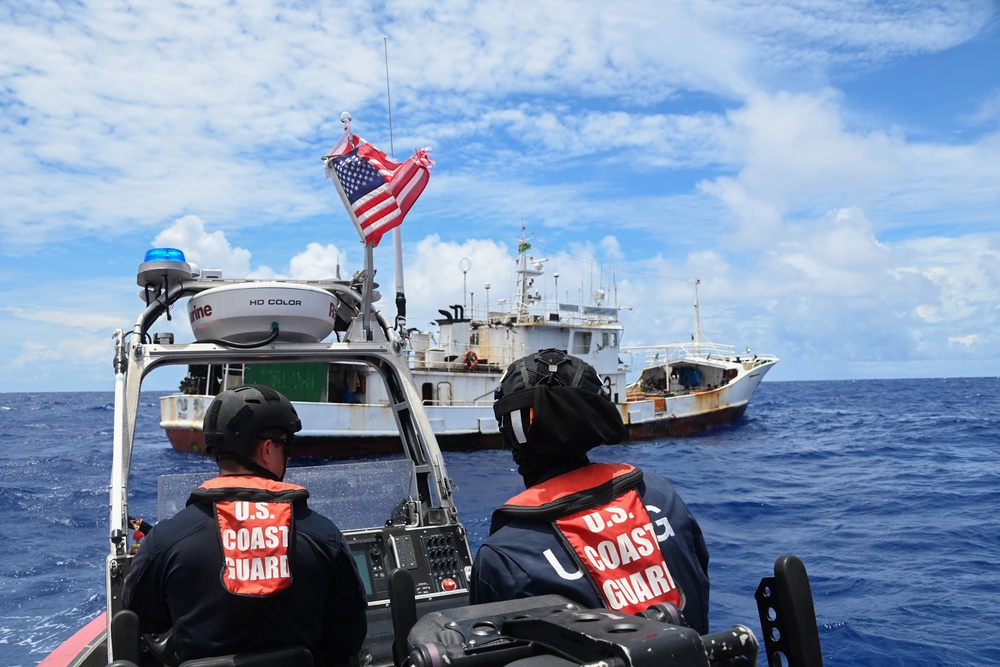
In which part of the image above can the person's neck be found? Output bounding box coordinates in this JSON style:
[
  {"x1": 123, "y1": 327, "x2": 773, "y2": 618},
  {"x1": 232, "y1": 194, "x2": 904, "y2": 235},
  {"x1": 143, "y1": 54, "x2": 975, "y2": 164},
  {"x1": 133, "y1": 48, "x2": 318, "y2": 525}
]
[
  {"x1": 520, "y1": 456, "x2": 590, "y2": 488},
  {"x1": 218, "y1": 459, "x2": 280, "y2": 481}
]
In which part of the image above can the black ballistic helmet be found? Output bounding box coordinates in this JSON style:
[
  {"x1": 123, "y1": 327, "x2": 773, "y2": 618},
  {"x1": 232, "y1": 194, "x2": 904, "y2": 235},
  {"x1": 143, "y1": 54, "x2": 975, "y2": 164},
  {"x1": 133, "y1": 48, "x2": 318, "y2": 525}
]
[
  {"x1": 493, "y1": 348, "x2": 625, "y2": 459},
  {"x1": 203, "y1": 384, "x2": 302, "y2": 458}
]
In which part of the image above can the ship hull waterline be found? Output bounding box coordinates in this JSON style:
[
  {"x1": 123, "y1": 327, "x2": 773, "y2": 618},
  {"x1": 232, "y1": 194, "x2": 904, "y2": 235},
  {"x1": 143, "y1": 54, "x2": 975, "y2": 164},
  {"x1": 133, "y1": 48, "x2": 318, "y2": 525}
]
[{"x1": 164, "y1": 402, "x2": 752, "y2": 458}]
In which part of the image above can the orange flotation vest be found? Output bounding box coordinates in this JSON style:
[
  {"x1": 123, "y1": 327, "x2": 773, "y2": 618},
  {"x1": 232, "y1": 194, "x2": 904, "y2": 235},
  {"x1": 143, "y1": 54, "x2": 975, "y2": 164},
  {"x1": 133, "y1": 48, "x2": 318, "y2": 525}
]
[
  {"x1": 195, "y1": 476, "x2": 310, "y2": 597},
  {"x1": 492, "y1": 463, "x2": 683, "y2": 615}
]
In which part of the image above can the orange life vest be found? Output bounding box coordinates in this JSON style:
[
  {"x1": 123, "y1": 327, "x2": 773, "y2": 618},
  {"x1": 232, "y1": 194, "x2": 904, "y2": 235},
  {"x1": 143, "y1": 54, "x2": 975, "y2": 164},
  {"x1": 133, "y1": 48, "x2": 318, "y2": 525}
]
[
  {"x1": 496, "y1": 463, "x2": 683, "y2": 615},
  {"x1": 196, "y1": 476, "x2": 309, "y2": 597}
]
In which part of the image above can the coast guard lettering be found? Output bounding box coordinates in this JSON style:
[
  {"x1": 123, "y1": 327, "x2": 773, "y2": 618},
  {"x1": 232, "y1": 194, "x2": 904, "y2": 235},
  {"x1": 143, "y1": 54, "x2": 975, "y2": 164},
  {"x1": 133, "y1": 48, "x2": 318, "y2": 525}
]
[
  {"x1": 215, "y1": 500, "x2": 293, "y2": 595},
  {"x1": 554, "y1": 488, "x2": 680, "y2": 614}
]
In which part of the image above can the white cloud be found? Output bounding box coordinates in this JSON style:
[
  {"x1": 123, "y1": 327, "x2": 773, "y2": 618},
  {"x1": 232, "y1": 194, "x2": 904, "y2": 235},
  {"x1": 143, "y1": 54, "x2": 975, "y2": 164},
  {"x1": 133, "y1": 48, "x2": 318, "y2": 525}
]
[
  {"x1": 949, "y1": 334, "x2": 980, "y2": 346},
  {"x1": 152, "y1": 216, "x2": 253, "y2": 278},
  {"x1": 964, "y1": 88, "x2": 1000, "y2": 126},
  {"x1": 709, "y1": 90, "x2": 904, "y2": 213},
  {"x1": 6, "y1": 307, "x2": 124, "y2": 332},
  {"x1": 289, "y1": 243, "x2": 349, "y2": 281}
]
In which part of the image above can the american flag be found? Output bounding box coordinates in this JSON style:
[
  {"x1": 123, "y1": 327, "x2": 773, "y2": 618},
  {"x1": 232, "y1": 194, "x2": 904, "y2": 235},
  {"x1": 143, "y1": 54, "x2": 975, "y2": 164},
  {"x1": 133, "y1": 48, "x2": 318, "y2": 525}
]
[{"x1": 324, "y1": 131, "x2": 432, "y2": 247}]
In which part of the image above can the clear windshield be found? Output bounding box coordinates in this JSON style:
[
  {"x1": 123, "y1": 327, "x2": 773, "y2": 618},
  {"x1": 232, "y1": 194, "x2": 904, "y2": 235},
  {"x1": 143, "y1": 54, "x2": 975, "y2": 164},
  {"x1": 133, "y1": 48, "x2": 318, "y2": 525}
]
[{"x1": 156, "y1": 459, "x2": 418, "y2": 531}]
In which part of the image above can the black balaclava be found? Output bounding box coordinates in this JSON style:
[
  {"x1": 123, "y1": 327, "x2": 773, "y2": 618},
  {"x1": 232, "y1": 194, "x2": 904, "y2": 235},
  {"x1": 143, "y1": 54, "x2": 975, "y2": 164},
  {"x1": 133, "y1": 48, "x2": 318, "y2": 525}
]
[{"x1": 494, "y1": 349, "x2": 625, "y2": 487}]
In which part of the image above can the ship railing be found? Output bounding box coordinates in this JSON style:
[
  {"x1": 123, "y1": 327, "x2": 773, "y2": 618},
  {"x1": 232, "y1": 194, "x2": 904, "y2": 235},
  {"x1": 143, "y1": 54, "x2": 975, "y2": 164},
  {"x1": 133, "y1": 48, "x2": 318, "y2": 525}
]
[
  {"x1": 477, "y1": 296, "x2": 622, "y2": 327},
  {"x1": 623, "y1": 343, "x2": 779, "y2": 372},
  {"x1": 420, "y1": 395, "x2": 497, "y2": 408},
  {"x1": 623, "y1": 341, "x2": 742, "y2": 363},
  {"x1": 408, "y1": 339, "x2": 513, "y2": 372},
  {"x1": 747, "y1": 353, "x2": 780, "y2": 368}
]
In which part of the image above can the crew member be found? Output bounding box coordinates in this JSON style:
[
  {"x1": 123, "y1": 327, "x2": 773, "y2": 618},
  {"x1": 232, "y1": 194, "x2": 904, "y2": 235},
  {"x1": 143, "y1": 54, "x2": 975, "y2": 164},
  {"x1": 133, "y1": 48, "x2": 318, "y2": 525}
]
[
  {"x1": 469, "y1": 349, "x2": 710, "y2": 633},
  {"x1": 122, "y1": 384, "x2": 368, "y2": 665}
]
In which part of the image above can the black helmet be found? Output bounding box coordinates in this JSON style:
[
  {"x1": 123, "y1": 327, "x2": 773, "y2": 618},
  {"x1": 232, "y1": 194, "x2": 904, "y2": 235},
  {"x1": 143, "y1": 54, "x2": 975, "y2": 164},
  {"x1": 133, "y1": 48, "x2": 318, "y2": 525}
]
[
  {"x1": 203, "y1": 384, "x2": 302, "y2": 458},
  {"x1": 493, "y1": 348, "x2": 624, "y2": 455}
]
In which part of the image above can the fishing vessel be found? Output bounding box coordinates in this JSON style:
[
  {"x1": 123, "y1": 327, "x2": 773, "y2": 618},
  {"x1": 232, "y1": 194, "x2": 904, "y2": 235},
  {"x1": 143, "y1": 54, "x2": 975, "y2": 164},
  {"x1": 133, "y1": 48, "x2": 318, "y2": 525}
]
[
  {"x1": 160, "y1": 233, "x2": 778, "y2": 457},
  {"x1": 40, "y1": 244, "x2": 820, "y2": 667}
]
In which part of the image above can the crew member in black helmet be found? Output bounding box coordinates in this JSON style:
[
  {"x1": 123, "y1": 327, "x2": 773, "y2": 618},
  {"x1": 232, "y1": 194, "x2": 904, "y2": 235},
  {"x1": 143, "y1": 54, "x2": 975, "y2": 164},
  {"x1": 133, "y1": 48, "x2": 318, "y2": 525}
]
[
  {"x1": 122, "y1": 384, "x2": 368, "y2": 665},
  {"x1": 469, "y1": 349, "x2": 710, "y2": 633}
]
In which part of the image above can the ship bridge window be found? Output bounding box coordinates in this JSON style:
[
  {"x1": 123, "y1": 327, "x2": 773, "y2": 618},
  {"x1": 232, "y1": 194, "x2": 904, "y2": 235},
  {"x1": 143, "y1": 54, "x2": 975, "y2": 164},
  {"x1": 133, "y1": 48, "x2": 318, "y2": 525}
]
[
  {"x1": 572, "y1": 332, "x2": 592, "y2": 355},
  {"x1": 599, "y1": 332, "x2": 618, "y2": 350}
]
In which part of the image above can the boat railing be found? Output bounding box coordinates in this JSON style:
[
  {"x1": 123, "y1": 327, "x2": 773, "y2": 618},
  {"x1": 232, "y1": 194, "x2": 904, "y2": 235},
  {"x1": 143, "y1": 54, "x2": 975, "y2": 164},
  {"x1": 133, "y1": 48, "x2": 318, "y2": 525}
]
[
  {"x1": 485, "y1": 301, "x2": 622, "y2": 327},
  {"x1": 623, "y1": 343, "x2": 779, "y2": 374},
  {"x1": 409, "y1": 338, "x2": 511, "y2": 372},
  {"x1": 420, "y1": 395, "x2": 497, "y2": 408},
  {"x1": 746, "y1": 353, "x2": 780, "y2": 368},
  {"x1": 623, "y1": 341, "x2": 742, "y2": 363}
]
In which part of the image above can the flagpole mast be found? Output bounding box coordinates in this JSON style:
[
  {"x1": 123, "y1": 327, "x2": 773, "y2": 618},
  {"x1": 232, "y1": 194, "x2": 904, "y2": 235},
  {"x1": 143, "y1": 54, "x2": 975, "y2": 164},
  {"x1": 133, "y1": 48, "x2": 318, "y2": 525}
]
[{"x1": 327, "y1": 111, "x2": 374, "y2": 341}]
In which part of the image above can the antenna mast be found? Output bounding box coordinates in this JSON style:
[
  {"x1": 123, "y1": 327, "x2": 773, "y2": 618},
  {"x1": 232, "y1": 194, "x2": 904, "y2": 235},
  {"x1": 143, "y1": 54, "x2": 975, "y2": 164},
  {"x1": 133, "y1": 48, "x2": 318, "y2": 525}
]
[
  {"x1": 384, "y1": 37, "x2": 405, "y2": 335},
  {"x1": 693, "y1": 278, "x2": 703, "y2": 350},
  {"x1": 384, "y1": 37, "x2": 394, "y2": 156}
]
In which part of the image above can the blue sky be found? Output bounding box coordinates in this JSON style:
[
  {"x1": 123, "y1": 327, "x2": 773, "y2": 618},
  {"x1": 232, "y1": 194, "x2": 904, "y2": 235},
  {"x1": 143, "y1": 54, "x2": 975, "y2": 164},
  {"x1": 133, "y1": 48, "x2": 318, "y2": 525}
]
[{"x1": 2, "y1": 1, "x2": 998, "y2": 393}]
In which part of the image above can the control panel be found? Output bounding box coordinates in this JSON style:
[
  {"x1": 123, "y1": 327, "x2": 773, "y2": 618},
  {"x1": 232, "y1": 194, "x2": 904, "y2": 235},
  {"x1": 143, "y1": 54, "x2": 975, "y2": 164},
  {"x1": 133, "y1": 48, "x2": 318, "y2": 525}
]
[{"x1": 346, "y1": 523, "x2": 472, "y2": 606}]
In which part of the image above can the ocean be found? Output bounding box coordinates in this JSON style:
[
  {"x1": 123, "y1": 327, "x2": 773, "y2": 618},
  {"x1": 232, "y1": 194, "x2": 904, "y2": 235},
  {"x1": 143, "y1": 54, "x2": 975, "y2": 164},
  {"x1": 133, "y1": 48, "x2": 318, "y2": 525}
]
[{"x1": 2, "y1": 377, "x2": 998, "y2": 667}]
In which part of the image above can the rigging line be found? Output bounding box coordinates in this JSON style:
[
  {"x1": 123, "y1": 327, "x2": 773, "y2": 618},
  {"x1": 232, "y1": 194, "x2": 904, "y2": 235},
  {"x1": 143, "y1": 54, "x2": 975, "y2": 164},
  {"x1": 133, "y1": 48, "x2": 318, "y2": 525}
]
[
  {"x1": 528, "y1": 237, "x2": 691, "y2": 284},
  {"x1": 531, "y1": 236, "x2": 692, "y2": 283}
]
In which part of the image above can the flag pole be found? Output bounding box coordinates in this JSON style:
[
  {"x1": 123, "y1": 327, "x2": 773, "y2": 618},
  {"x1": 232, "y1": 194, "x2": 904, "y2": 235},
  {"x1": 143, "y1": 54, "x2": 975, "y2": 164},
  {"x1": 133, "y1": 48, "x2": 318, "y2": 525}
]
[
  {"x1": 361, "y1": 241, "x2": 375, "y2": 340},
  {"x1": 328, "y1": 110, "x2": 373, "y2": 341}
]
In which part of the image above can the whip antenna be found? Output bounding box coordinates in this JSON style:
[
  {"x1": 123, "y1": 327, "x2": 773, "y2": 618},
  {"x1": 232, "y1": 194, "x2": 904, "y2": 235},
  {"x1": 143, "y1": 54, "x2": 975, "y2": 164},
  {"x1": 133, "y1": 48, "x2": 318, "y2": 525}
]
[
  {"x1": 384, "y1": 37, "x2": 394, "y2": 157},
  {"x1": 384, "y1": 37, "x2": 405, "y2": 335}
]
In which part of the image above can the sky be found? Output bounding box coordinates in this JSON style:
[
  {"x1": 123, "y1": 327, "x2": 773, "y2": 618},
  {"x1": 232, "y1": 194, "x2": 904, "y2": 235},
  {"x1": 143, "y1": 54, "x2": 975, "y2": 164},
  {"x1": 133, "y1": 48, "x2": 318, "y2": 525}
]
[{"x1": 1, "y1": 0, "x2": 998, "y2": 393}]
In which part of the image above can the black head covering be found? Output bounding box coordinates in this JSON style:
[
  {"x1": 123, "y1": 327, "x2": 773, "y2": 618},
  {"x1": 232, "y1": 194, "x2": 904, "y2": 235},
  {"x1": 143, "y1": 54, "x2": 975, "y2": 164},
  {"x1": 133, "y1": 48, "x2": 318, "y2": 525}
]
[
  {"x1": 493, "y1": 348, "x2": 625, "y2": 486},
  {"x1": 203, "y1": 384, "x2": 302, "y2": 480}
]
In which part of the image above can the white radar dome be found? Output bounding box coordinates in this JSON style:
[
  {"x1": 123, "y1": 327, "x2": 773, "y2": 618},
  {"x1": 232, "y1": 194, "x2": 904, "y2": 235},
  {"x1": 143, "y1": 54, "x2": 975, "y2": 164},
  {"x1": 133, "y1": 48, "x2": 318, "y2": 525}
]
[{"x1": 187, "y1": 282, "x2": 338, "y2": 343}]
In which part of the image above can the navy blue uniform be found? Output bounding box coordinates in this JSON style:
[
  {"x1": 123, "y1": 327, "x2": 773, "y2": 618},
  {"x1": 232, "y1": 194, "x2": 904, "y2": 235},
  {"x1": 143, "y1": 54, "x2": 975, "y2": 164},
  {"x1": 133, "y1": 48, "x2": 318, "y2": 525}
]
[
  {"x1": 122, "y1": 475, "x2": 367, "y2": 666},
  {"x1": 470, "y1": 464, "x2": 710, "y2": 633}
]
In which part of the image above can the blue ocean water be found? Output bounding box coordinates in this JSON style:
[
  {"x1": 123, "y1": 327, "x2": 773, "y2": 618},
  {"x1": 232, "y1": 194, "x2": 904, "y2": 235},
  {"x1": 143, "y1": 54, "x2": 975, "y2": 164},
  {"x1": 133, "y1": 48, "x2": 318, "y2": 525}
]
[{"x1": 2, "y1": 378, "x2": 999, "y2": 666}]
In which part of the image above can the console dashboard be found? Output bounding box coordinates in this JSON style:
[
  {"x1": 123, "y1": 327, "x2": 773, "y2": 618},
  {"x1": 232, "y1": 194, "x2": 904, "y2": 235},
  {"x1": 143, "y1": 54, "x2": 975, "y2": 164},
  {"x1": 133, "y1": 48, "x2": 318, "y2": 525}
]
[{"x1": 346, "y1": 523, "x2": 472, "y2": 606}]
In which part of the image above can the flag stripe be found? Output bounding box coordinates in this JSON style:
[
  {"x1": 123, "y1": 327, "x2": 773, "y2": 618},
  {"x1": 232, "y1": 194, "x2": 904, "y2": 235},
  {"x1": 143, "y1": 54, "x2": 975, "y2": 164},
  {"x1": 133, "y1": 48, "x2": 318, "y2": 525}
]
[
  {"x1": 390, "y1": 161, "x2": 430, "y2": 216},
  {"x1": 357, "y1": 196, "x2": 399, "y2": 227}
]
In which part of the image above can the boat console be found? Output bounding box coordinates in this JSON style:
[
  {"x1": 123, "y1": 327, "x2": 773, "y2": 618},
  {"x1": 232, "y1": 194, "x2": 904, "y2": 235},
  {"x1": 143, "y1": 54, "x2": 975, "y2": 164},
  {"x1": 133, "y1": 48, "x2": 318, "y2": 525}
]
[{"x1": 348, "y1": 525, "x2": 470, "y2": 602}]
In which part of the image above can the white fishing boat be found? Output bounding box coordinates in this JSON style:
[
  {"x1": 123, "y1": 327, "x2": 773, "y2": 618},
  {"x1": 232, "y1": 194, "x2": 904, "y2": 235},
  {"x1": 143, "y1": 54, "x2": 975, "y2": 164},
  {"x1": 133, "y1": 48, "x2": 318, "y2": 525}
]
[
  {"x1": 40, "y1": 245, "x2": 818, "y2": 667},
  {"x1": 159, "y1": 232, "x2": 778, "y2": 458}
]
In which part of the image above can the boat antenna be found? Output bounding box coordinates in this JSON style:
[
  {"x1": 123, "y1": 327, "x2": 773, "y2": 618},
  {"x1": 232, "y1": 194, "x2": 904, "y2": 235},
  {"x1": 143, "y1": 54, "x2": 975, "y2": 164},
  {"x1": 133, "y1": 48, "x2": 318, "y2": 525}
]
[
  {"x1": 460, "y1": 257, "x2": 471, "y2": 312},
  {"x1": 611, "y1": 262, "x2": 618, "y2": 308},
  {"x1": 384, "y1": 37, "x2": 406, "y2": 336},
  {"x1": 692, "y1": 277, "x2": 703, "y2": 351},
  {"x1": 384, "y1": 37, "x2": 394, "y2": 156}
]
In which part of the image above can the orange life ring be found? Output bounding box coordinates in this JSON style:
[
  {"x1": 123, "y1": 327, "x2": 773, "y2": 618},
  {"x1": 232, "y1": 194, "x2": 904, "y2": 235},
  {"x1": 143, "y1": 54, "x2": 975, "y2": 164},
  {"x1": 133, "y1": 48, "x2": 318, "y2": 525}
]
[{"x1": 463, "y1": 350, "x2": 479, "y2": 371}]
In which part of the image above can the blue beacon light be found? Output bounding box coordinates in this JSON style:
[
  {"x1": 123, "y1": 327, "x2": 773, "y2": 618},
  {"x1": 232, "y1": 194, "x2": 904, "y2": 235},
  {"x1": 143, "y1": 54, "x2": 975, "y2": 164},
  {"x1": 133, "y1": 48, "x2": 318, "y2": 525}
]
[{"x1": 143, "y1": 248, "x2": 187, "y2": 263}]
